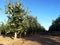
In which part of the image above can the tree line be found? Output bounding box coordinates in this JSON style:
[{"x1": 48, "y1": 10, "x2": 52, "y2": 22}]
[{"x1": 0, "y1": 0, "x2": 60, "y2": 39}]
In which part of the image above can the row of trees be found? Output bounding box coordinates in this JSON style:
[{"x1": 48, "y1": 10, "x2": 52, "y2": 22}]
[
  {"x1": 0, "y1": 0, "x2": 60, "y2": 39},
  {"x1": 0, "y1": 0, "x2": 46, "y2": 38},
  {"x1": 48, "y1": 16, "x2": 60, "y2": 35}
]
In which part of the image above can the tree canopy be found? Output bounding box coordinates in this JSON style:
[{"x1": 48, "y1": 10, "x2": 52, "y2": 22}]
[
  {"x1": 0, "y1": 0, "x2": 46, "y2": 38},
  {"x1": 48, "y1": 16, "x2": 60, "y2": 35}
]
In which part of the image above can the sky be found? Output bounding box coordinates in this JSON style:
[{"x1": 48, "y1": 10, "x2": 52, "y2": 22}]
[{"x1": 0, "y1": 0, "x2": 60, "y2": 30}]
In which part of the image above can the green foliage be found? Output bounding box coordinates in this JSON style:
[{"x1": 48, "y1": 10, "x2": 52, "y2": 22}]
[
  {"x1": 0, "y1": 0, "x2": 46, "y2": 37},
  {"x1": 49, "y1": 16, "x2": 60, "y2": 35},
  {"x1": 0, "y1": 23, "x2": 8, "y2": 35},
  {"x1": 5, "y1": 0, "x2": 32, "y2": 37}
]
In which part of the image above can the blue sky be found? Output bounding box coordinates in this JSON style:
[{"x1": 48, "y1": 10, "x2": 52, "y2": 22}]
[{"x1": 0, "y1": 0, "x2": 60, "y2": 30}]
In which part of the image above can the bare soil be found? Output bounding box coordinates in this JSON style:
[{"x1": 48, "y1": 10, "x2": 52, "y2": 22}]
[{"x1": 0, "y1": 34, "x2": 60, "y2": 45}]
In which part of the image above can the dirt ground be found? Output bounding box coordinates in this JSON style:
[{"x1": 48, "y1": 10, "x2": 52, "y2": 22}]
[{"x1": 0, "y1": 34, "x2": 60, "y2": 45}]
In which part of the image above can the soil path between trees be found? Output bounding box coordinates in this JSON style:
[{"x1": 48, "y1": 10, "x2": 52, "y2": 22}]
[{"x1": 0, "y1": 35, "x2": 60, "y2": 45}]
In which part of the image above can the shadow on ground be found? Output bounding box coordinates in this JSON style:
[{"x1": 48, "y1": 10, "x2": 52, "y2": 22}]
[
  {"x1": 22, "y1": 34, "x2": 60, "y2": 45},
  {"x1": 0, "y1": 44, "x2": 3, "y2": 45}
]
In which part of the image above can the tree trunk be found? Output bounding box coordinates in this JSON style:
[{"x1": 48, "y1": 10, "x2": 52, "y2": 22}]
[
  {"x1": 20, "y1": 33, "x2": 21, "y2": 38},
  {"x1": 24, "y1": 32, "x2": 26, "y2": 36},
  {"x1": 0, "y1": 30, "x2": 1, "y2": 35},
  {"x1": 14, "y1": 32, "x2": 17, "y2": 39}
]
